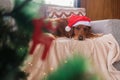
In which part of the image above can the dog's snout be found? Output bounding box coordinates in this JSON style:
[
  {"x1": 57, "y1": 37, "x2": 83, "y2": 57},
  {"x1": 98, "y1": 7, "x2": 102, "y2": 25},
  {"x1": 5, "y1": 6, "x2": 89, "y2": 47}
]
[{"x1": 79, "y1": 36, "x2": 84, "y2": 40}]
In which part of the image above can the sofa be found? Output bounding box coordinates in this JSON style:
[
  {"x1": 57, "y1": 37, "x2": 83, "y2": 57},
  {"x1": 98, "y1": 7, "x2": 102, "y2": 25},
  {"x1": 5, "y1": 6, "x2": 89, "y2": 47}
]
[
  {"x1": 91, "y1": 19, "x2": 120, "y2": 46},
  {"x1": 43, "y1": 5, "x2": 120, "y2": 45},
  {"x1": 42, "y1": 5, "x2": 120, "y2": 70}
]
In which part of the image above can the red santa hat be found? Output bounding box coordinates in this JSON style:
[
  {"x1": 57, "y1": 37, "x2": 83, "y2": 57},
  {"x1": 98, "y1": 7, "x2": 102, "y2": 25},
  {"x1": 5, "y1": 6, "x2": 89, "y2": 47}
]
[{"x1": 65, "y1": 15, "x2": 91, "y2": 32}]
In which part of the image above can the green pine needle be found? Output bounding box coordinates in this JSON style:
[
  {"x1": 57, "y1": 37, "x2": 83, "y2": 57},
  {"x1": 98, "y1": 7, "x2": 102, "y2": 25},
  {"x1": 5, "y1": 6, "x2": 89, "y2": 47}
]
[
  {"x1": 12, "y1": 0, "x2": 44, "y2": 34},
  {"x1": 45, "y1": 54, "x2": 101, "y2": 80}
]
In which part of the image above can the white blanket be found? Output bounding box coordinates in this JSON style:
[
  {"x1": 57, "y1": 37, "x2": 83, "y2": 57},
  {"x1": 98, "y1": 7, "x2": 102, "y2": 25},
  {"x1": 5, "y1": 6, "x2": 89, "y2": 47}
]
[{"x1": 24, "y1": 34, "x2": 120, "y2": 80}]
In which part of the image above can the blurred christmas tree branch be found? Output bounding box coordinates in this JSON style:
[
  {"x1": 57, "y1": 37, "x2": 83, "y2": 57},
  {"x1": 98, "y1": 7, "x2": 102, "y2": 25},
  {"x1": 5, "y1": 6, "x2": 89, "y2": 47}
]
[
  {"x1": 0, "y1": 9, "x2": 29, "y2": 80},
  {"x1": 0, "y1": 0, "x2": 45, "y2": 79},
  {"x1": 45, "y1": 54, "x2": 103, "y2": 80}
]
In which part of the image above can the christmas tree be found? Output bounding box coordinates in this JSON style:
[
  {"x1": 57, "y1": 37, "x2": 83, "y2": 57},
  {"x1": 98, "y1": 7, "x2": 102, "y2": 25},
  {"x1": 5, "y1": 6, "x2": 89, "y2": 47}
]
[
  {"x1": 0, "y1": 0, "x2": 45, "y2": 80},
  {"x1": 45, "y1": 54, "x2": 103, "y2": 80}
]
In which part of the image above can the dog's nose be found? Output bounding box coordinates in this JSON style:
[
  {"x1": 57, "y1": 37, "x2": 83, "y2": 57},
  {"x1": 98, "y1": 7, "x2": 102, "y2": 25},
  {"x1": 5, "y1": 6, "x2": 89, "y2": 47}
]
[{"x1": 79, "y1": 36, "x2": 84, "y2": 40}]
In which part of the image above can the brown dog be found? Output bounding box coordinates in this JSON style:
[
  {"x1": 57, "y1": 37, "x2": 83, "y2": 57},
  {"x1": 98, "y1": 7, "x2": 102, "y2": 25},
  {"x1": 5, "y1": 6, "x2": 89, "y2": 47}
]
[{"x1": 49, "y1": 17, "x2": 102, "y2": 40}]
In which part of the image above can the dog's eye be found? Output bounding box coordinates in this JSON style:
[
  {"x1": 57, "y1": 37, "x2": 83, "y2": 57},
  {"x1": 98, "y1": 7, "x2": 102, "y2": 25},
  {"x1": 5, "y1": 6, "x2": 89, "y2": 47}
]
[{"x1": 84, "y1": 28, "x2": 87, "y2": 31}]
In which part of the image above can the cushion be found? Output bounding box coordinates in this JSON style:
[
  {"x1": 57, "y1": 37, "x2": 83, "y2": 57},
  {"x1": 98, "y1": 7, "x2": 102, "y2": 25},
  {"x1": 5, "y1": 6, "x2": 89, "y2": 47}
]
[{"x1": 45, "y1": 5, "x2": 86, "y2": 18}]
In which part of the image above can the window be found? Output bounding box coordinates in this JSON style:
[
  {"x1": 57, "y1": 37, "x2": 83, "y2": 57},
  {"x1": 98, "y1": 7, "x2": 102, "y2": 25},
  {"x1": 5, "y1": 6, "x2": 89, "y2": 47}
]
[{"x1": 45, "y1": 0, "x2": 74, "y2": 7}]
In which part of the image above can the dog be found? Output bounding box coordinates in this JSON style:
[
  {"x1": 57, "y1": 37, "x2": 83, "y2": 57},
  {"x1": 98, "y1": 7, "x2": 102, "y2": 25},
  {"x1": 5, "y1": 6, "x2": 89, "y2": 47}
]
[{"x1": 49, "y1": 17, "x2": 102, "y2": 40}]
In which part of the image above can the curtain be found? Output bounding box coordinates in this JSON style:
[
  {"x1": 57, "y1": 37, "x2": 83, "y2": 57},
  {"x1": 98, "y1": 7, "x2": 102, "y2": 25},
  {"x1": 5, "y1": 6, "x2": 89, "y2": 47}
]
[{"x1": 74, "y1": 0, "x2": 80, "y2": 7}]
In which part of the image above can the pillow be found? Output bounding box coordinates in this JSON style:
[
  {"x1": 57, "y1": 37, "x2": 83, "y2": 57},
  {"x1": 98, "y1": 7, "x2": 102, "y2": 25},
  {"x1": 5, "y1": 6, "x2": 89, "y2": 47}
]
[{"x1": 46, "y1": 6, "x2": 86, "y2": 18}]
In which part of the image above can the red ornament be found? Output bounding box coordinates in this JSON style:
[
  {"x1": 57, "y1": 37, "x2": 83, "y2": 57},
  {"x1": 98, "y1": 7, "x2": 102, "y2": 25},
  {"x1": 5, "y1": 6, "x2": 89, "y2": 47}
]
[{"x1": 30, "y1": 18, "x2": 56, "y2": 60}]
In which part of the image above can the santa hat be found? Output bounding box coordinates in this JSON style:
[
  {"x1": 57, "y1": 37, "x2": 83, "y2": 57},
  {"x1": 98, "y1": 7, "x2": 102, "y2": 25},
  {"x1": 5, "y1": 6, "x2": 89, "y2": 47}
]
[{"x1": 65, "y1": 15, "x2": 91, "y2": 32}]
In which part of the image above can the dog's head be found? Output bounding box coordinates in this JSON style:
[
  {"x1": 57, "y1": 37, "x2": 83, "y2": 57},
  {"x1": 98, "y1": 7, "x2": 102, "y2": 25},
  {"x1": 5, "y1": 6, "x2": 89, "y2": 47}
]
[{"x1": 71, "y1": 25, "x2": 91, "y2": 40}]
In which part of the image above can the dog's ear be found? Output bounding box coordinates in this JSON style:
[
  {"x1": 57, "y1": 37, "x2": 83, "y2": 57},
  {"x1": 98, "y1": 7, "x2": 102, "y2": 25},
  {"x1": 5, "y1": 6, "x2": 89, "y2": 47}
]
[
  {"x1": 86, "y1": 26, "x2": 92, "y2": 34},
  {"x1": 65, "y1": 27, "x2": 74, "y2": 38}
]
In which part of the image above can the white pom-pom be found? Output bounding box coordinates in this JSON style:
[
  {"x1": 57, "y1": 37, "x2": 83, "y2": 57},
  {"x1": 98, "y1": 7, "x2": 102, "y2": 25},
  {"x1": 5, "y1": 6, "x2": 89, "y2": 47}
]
[{"x1": 65, "y1": 26, "x2": 71, "y2": 32}]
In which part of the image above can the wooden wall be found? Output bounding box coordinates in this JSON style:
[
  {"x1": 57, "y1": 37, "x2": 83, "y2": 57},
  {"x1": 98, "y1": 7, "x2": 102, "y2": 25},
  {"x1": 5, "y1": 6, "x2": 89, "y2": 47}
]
[{"x1": 80, "y1": 0, "x2": 120, "y2": 20}]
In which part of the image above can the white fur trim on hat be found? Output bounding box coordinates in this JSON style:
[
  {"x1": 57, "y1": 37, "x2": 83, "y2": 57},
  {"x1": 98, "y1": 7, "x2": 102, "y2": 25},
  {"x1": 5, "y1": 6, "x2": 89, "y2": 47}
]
[
  {"x1": 65, "y1": 26, "x2": 71, "y2": 32},
  {"x1": 73, "y1": 21, "x2": 91, "y2": 27}
]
